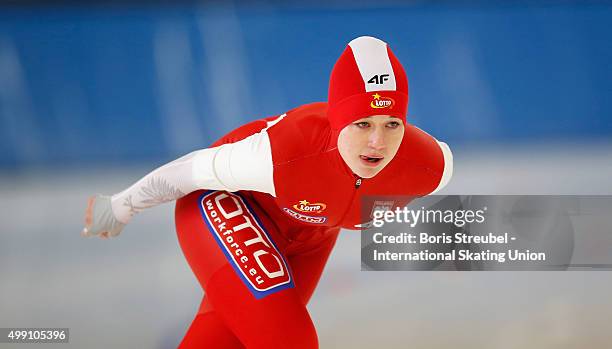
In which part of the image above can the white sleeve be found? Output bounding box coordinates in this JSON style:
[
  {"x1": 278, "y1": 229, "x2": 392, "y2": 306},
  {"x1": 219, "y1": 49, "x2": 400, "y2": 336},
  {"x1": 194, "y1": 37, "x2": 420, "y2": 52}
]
[
  {"x1": 429, "y1": 141, "x2": 453, "y2": 194},
  {"x1": 110, "y1": 117, "x2": 281, "y2": 224},
  {"x1": 192, "y1": 129, "x2": 275, "y2": 195}
]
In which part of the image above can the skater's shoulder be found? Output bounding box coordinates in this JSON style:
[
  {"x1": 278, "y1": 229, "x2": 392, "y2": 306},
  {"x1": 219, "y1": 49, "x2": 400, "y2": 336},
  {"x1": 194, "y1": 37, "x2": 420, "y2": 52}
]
[
  {"x1": 267, "y1": 102, "x2": 334, "y2": 163},
  {"x1": 284, "y1": 102, "x2": 329, "y2": 126}
]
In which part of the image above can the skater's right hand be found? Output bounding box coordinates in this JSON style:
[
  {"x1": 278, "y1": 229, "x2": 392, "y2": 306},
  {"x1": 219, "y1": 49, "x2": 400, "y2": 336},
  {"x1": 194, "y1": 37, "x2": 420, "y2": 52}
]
[{"x1": 81, "y1": 194, "x2": 126, "y2": 239}]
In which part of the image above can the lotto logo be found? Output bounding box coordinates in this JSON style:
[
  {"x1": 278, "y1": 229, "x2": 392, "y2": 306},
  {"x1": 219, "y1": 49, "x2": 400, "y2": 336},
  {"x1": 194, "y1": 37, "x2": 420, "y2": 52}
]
[
  {"x1": 199, "y1": 191, "x2": 293, "y2": 299},
  {"x1": 293, "y1": 199, "x2": 327, "y2": 213},
  {"x1": 369, "y1": 93, "x2": 395, "y2": 109}
]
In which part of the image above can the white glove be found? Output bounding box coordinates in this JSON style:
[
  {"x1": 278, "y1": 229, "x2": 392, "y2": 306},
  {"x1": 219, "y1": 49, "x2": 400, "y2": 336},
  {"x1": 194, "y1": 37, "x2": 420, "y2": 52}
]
[{"x1": 81, "y1": 194, "x2": 126, "y2": 239}]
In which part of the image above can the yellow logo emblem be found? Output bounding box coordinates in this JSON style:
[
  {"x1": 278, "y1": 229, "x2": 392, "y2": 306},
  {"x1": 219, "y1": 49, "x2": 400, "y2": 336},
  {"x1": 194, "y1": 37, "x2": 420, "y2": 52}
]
[
  {"x1": 293, "y1": 200, "x2": 327, "y2": 214},
  {"x1": 370, "y1": 93, "x2": 395, "y2": 109}
]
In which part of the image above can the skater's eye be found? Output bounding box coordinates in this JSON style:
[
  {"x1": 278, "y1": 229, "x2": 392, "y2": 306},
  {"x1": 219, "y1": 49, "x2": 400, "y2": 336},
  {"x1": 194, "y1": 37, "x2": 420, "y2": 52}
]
[
  {"x1": 386, "y1": 121, "x2": 401, "y2": 129},
  {"x1": 355, "y1": 121, "x2": 370, "y2": 128}
]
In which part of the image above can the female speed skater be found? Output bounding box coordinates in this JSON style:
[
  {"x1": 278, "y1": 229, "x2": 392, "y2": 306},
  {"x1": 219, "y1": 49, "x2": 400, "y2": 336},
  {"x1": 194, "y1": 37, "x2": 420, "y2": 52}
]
[{"x1": 82, "y1": 36, "x2": 453, "y2": 348}]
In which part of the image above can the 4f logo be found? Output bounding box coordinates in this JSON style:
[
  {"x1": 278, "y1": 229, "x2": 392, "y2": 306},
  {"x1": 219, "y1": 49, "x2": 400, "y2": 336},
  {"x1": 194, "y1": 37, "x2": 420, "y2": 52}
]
[{"x1": 367, "y1": 74, "x2": 390, "y2": 84}]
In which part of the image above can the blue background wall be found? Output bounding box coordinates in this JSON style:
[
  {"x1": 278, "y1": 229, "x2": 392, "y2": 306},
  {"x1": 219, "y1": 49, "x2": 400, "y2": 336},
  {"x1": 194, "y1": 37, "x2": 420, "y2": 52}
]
[{"x1": 1, "y1": 2, "x2": 611, "y2": 168}]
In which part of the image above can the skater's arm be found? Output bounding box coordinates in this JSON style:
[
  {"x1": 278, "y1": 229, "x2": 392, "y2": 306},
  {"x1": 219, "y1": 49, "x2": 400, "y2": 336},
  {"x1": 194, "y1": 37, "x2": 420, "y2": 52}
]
[{"x1": 83, "y1": 130, "x2": 275, "y2": 238}]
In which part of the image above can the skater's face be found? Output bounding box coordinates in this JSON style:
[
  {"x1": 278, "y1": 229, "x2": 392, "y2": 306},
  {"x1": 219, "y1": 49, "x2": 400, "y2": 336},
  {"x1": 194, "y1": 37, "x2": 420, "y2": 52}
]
[{"x1": 337, "y1": 115, "x2": 404, "y2": 178}]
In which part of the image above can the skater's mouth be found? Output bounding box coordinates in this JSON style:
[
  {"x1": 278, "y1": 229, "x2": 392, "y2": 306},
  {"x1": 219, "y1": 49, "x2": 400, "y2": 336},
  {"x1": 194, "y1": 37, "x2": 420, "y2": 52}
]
[{"x1": 359, "y1": 154, "x2": 384, "y2": 167}]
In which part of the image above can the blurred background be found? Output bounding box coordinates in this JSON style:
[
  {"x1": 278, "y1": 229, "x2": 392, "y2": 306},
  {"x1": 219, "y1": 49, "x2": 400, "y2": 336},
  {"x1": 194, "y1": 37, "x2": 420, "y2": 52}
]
[{"x1": 1, "y1": 1, "x2": 611, "y2": 348}]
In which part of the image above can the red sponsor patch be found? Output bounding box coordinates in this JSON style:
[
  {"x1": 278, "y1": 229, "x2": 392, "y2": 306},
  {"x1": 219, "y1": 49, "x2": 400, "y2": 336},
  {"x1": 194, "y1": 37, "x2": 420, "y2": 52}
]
[
  {"x1": 370, "y1": 200, "x2": 395, "y2": 218},
  {"x1": 199, "y1": 191, "x2": 293, "y2": 298},
  {"x1": 283, "y1": 207, "x2": 327, "y2": 224}
]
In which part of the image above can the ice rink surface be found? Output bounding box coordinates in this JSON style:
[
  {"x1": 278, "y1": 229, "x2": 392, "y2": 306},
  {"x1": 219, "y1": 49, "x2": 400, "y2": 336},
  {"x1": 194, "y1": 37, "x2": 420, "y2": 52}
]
[{"x1": 1, "y1": 142, "x2": 611, "y2": 348}]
